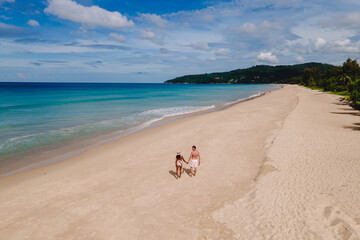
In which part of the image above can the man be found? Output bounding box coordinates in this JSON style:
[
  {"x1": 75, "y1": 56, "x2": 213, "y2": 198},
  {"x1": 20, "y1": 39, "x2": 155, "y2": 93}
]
[{"x1": 188, "y1": 145, "x2": 200, "y2": 177}]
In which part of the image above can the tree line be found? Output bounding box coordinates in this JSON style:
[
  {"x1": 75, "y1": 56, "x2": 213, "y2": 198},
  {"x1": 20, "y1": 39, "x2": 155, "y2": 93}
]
[
  {"x1": 301, "y1": 58, "x2": 360, "y2": 109},
  {"x1": 165, "y1": 63, "x2": 334, "y2": 84}
]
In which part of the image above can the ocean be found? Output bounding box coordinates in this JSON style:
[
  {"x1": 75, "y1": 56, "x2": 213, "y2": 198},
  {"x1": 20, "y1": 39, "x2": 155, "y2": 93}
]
[{"x1": 0, "y1": 82, "x2": 280, "y2": 175}]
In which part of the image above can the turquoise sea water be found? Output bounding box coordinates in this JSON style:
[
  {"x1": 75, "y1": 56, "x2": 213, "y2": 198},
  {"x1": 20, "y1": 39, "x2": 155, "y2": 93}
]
[{"x1": 0, "y1": 82, "x2": 280, "y2": 172}]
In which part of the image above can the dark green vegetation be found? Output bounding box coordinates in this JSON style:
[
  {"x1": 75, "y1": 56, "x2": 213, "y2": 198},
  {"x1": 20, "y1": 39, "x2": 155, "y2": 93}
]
[
  {"x1": 164, "y1": 63, "x2": 334, "y2": 84},
  {"x1": 301, "y1": 58, "x2": 360, "y2": 110},
  {"x1": 165, "y1": 59, "x2": 360, "y2": 110}
]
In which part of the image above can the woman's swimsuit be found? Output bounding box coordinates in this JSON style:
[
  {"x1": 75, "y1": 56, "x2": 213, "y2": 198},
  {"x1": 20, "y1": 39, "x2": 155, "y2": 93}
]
[{"x1": 176, "y1": 155, "x2": 182, "y2": 166}]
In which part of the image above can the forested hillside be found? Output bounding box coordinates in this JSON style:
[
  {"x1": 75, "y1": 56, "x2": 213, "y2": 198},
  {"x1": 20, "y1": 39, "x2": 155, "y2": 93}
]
[{"x1": 164, "y1": 63, "x2": 335, "y2": 84}]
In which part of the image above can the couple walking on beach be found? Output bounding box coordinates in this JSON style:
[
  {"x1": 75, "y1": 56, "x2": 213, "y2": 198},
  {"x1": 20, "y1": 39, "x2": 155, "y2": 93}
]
[{"x1": 175, "y1": 145, "x2": 200, "y2": 179}]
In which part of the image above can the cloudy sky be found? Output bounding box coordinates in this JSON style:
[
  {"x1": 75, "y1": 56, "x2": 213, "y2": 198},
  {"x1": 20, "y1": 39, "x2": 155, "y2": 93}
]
[{"x1": 1, "y1": 0, "x2": 360, "y2": 82}]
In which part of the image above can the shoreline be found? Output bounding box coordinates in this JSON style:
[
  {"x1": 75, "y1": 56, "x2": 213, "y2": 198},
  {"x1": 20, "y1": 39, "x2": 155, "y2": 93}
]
[
  {"x1": 0, "y1": 86, "x2": 280, "y2": 178},
  {"x1": 0, "y1": 85, "x2": 298, "y2": 239},
  {"x1": 1, "y1": 85, "x2": 356, "y2": 239}
]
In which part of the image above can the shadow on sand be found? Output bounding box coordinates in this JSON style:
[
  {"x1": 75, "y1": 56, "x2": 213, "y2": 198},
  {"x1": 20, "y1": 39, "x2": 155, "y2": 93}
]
[
  {"x1": 331, "y1": 111, "x2": 360, "y2": 116},
  {"x1": 183, "y1": 168, "x2": 191, "y2": 176},
  {"x1": 333, "y1": 101, "x2": 348, "y2": 106},
  {"x1": 337, "y1": 107, "x2": 356, "y2": 111},
  {"x1": 168, "y1": 170, "x2": 177, "y2": 179},
  {"x1": 331, "y1": 102, "x2": 360, "y2": 131},
  {"x1": 343, "y1": 123, "x2": 360, "y2": 131},
  {"x1": 169, "y1": 168, "x2": 192, "y2": 179}
]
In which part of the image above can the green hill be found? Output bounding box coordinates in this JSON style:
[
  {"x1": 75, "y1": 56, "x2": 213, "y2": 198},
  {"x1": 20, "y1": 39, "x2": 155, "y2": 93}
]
[{"x1": 164, "y1": 63, "x2": 335, "y2": 84}]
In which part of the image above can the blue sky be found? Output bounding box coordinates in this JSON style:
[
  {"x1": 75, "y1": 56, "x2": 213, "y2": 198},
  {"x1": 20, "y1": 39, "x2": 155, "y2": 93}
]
[{"x1": 0, "y1": 0, "x2": 360, "y2": 82}]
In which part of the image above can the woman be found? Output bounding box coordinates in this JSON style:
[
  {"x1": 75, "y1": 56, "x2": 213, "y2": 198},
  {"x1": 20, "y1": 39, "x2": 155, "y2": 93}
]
[{"x1": 175, "y1": 151, "x2": 186, "y2": 179}]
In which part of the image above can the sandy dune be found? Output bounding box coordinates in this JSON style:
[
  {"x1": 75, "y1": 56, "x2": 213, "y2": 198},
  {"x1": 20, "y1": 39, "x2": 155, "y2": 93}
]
[{"x1": 0, "y1": 85, "x2": 359, "y2": 239}]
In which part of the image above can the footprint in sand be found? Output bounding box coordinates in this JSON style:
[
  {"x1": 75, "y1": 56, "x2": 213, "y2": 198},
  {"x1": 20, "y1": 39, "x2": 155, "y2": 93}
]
[{"x1": 323, "y1": 206, "x2": 360, "y2": 240}]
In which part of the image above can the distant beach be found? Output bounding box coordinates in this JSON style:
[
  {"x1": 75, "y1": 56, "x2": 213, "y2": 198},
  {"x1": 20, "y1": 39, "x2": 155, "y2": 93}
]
[{"x1": 1, "y1": 85, "x2": 359, "y2": 239}]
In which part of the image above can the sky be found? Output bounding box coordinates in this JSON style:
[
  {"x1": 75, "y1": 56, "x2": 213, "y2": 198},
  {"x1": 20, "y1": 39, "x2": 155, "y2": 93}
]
[{"x1": 0, "y1": 0, "x2": 360, "y2": 82}]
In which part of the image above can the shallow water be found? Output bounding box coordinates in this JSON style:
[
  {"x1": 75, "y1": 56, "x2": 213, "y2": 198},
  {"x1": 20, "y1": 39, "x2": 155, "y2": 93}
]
[{"x1": 0, "y1": 82, "x2": 280, "y2": 173}]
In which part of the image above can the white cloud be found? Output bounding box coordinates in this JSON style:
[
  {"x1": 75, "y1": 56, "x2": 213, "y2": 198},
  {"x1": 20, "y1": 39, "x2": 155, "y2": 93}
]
[
  {"x1": 320, "y1": 12, "x2": 360, "y2": 29},
  {"x1": 296, "y1": 56, "x2": 305, "y2": 63},
  {"x1": 0, "y1": 15, "x2": 11, "y2": 20},
  {"x1": 44, "y1": 0, "x2": 134, "y2": 29},
  {"x1": 5, "y1": 0, "x2": 360, "y2": 81},
  {"x1": 109, "y1": 32, "x2": 126, "y2": 42},
  {"x1": 0, "y1": 38, "x2": 131, "y2": 55},
  {"x1": 215, "y1": 48, "x2": 229, "y2": 56},
  {"x1": 166, "y1": 29, "x2": 224, "y2": 47},
  {"x1": 257, "y1": 52, "x2": 280, "y2": 64},
  {"x1": 201, "y1": 13, "x2": 215, "y2": 22},
  {"x1": 284, "y1": 39, "x2": 310, "y2": 55},
  {"x1": 16, "y1": 73, "x2": 25, "y2": 79},
  {"x1": 140, "y1": 29, "x2": 155, "y2": 39},
  {"x1": 138, "y1": 13, "x2": 167, "y2": 27},
  {"x1": 160, "y1": 48, "x2": 168, "y2": 54},
  {"x1": 0, "y1": 0, "x2": 15, "y2": 3},
  {"x1": 236, "y1": 23, "x2": 257, "y2": 33},
  {"x1": 27, "y1": 19, "x2": 39, "y2": 27},
  {"x1": 77, "y1": 26, "x2": 88, "y2": 34},
  {"x1": 190, "y1": 42, "x2": 211, "y2": 51},
  {"x1": 0, "y1": 22, "x2": 17, "y2": 30},
  {"x1": 327, "y1": 39, "x2": 360, "y2": 53},
  {"x1": 0, "y1": 22, "x2": 30, "y2": 37},
  {"x1": 309, "y1": 37, "x2": 360, "y2": 54},
  {"x1": 336, "y1": 39, "x2": 351, "y2": 46},
  {"x1": 166, "y1": 7, "x2": 222, "y2": 27},
  {"x1": 233, "y1": 21, "x2": 274, "y2": 34},
  {"x1": 312, "y1": 37, "x2": 326, "y2": 50}
]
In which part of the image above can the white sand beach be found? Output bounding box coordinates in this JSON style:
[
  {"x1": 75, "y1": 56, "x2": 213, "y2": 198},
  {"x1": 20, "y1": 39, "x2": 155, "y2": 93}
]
[{"x1": 0, "y1": 85, "x2": 359, "y2": 239}]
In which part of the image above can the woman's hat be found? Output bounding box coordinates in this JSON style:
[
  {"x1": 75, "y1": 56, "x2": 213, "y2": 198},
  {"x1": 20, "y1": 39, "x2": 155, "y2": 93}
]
[{"x1": 177, "y1": 151, "x2": 181, "y2": 154}]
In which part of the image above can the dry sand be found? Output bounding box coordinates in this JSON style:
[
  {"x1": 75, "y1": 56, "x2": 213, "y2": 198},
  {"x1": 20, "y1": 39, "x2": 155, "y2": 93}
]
[{"x1": 0, "y1": 85, "x2": 359, "y2": 239}]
